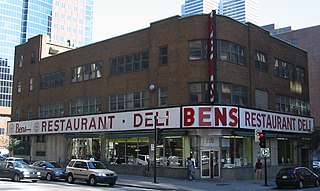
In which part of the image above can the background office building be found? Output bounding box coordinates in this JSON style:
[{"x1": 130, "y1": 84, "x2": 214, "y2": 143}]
[
  {"x1": 181, "y1": 0, "x2": 220, "y2": 16},
  {"x1": 182, "y1": 0, "x2": 258, "y2": 25},
  {"x1": 10, "y1": 13, "x2": 312, "y2": 180},
  {"x1": 0, "y1": 0, "x2": 93, "y2": 148}
]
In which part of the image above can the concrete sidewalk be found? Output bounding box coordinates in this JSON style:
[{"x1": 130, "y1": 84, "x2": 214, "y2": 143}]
[{"x1": 116, "y1": 174, "x2": 276, "y2": 191}]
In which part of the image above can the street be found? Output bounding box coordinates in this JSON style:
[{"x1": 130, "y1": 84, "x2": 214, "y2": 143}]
[{"x1": 0, "y1": 179, "x2": 152, "y2": 191}]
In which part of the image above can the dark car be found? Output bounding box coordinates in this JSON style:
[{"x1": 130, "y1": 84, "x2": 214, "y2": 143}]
[
  {"x1": 30, "y1": 160, "x2": 66, "y2": 181},
  {"x1": 0, "y1": 161, "x2": 41, "y2": 182},
  {"x1": 5, "y1": 157, "x2": 31, "y2": 164},
  {"x1": 276, "y1": 167, "x2": 320, "y2": 189}
]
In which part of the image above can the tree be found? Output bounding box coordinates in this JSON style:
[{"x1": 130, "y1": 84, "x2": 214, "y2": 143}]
[{"x1": 6, "y1": 137, "x2": 23, "y2": 156}]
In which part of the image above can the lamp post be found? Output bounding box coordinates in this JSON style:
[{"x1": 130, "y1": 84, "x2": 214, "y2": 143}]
[{"x1": 153, "y1": 115, "x2": 157, "y2": 184}]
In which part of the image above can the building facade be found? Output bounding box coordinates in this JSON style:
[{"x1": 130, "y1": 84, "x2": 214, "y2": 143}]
[
  {"x1": 0, "y1": 0, "x2": 93, "y2": 148},
  {"x1": 9, "y1": 13, "x2": 313, "y2": 180}
]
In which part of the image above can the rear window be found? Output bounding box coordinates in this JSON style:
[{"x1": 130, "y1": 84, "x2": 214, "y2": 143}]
[{"x1": 279, "y1": 168, "x2": 294, "y2": 174}]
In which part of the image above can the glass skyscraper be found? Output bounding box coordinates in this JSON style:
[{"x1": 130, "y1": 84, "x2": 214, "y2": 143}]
[
  {"x1": 181, "y1": 0, "x2": 258, "y2": 25},
  {"x1": 0, "y1": 0, "x2": 93, "y2": 107},
  {"x1": 0, "y1": 0, "x2": 93, "y2": 147}
]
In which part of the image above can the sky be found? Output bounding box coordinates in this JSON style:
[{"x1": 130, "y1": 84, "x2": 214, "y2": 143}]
[{"x1": 92, "y1": 0, "x2": 320, "y2": 43}]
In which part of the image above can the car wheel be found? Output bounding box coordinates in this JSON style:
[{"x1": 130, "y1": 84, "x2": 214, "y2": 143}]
[
  {"x1": 298, "y1": 180, "x2": 304, "y2": 189},
  {"x1": 109, "y1": 181, "x2": 116, "y2": 186},
  {"x1": 315, "y1": 179, "x2": 320, "y2": 187},
  {"x1": 88, "y1": 175, "x2": 97, "y2": 186},
  {"x1": 46, "y1": 173, "x2": 53, "y2": 181},
  {"x1": 32, "y1": 180, "x2": 38, "y2": 183},
  {"x1": 12, "y1": 174, "x2": 20, "y2": 182},
  {"x1": 67, "y1": 174, "x2": 74, "y2": 183}
]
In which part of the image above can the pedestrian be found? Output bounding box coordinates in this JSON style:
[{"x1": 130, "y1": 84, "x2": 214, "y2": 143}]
[
  {"x1": 254, "y1": 158, "x2": 262, "y2": 183},
  {"x1": 187, "y1": 157, "x2": 196, "y2": 181}
]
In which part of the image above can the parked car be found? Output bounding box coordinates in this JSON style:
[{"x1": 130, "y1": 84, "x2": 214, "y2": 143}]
[
  {"x1": 5, "y1": 157, "x2": 31, "y2": 164},
  {"x1": 275, "y1": 167, "x2": 320, "y2": 189},
  {"x1": 66, "y1": 159, "x2": 117, "y2": 186},
  {"x1": 0, "y1": 161, "x2": 41, "y2": 182},
  {"x1": 313, "y1": 161, "x2": 320, "y2": 169},
  {"x1": 30, "y1": 160, "x2": 66, "y2": 181}
]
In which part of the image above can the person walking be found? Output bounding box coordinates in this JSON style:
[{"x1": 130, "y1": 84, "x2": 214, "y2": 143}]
[
  {"x1": 187, "y1": 157, "x2": 196, "y2": 181},
  {"x1": 254, "y1": 158, "x2": 262, "y2": 183}
]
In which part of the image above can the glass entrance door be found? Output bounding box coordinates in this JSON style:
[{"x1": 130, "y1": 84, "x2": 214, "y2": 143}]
[{"x1": 201, "y1": 150, "x2": 219, "y2": 178}]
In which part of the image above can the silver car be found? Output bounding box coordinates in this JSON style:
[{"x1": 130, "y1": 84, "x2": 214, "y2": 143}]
[
  {"x1": 0, "y1": 161, "x2": 41, "y2": 182},
  {"x1": 30, "y1": 161, "x2": 66, "y2": 181}
]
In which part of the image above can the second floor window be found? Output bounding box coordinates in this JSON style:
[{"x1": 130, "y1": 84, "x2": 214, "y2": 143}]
[
  {"x1": 189, "y1": 82, "x2": 209, "y2": 104},
  {"x1": 217, "y1": 40, "x2": 246, "y2": 65},
  {"x1": 109, "y1": 90, "x2": 149, "y2": 112},
  {"x1": 188, "y1": 40, "x2": 208, "y2": 60},
  {"x1": 159, "y1": 87, "x2": 168, "y2": 107},
  {"x1": 255, "y1": 51, "x2": 267, "y2": 72},
  {"x1": 296, "y1": 67, "x2": 305, "y2": 84},
  {"x1": 216, "y1": 82, "x2": 248, "y2": 106},
  {"x1": 70, "y1": 96, "x2": 102, "y2": 116},
  {"x1": 159, "y1": 46, "x2": 168, "y2": 65},
  {"x1": 17, "y1": 81, "x2": 21, "y2": 93},
  {"x1": 274, "y1": 59, "x2": 293, "y2": 80},
  {"x1": 39, "y1": 102, "x2": 64, "y2": 119}
]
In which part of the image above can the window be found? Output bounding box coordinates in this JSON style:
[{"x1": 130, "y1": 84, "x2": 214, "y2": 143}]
[
  {"x1": 217, "y1": 40, "x2": 246, "y2": 65},
  {"x1": 71, "y1": 61, "x2": 102, "y2": 83},
  {"x1": 189, "y1": 82, "x2": 209, "y2": 104},
  {"x1": 158, "y1": 87, "x2": 168, "y2": 107},
  {"x1": 18, "y1": 54, "x2": 23, "y2": 68},
  {"x1": 296, "y1": 67, "x2": 305, "y2": 84},
  {"x1": 109, "y1": 90, "x2": 149, "y2": 112},
  {"x1": 17, "y1": 81, "x2": 22, "y2": 93},
  {"x1": 39, "y1": 102, "x2": 64, "y2": 118},
  {"x1": 0, "y1": 128, "x2": 5, "y2": 135},
  {"x1": 188, "y1": 40, "x2": 208, "y2": 60},
  {"x1": 274, "y1": 59, "x2": 294, "y2": 80},
  {"x1": 275, "y1": 95, "x2": 309, "y2": 115},
  {"x1": 255, "y1": 51, "x2": 267, "y2": 72},
  {"x1": 40, "y1": 71, "x2": 65, "y2": 89},
  {"x1": 278, "y1": 138, "x2": 294, "y2": 164},
  {"x1": 27, "y1": 106, "x2": 32, "y2": 119},
  {"x1": 159, "y1": 46, "x2": 168, "y2": 65},
  {"x1": 15, "y1": 108, "x2": 20, "y2": 120},
  {"x1": 70, "y1": 96, "x2": 101, "y2": 116},
  {"x1": 291, "y1": 38, "x2": 298, "y2": 45},
  {"x1": 31, "y1": 50, "x2": 36, "y2": 64},
  {"x1": 216, "y1": 83, "x2": 248, "y2": 106},
  {"x1": 110, "y1": 52, "x2": 149, "y2": 75},
  {"x1": 255, "y1": 89, "x2": 268, "y2": 109},
  {"x1": 29, "y1": 78, "x2": 34, "y2": 91}
]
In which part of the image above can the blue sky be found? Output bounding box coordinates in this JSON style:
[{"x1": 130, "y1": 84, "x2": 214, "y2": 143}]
[{"x1": 92, "y1": 0, "x2": 320, "y2": 43}]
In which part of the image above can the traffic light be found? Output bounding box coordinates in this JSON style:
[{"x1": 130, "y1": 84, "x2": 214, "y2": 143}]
[
  {"x1": 259, "y1": 132, "x2": 266, "y2": 148},
  {"x1": 156, "y1": 128, "x2": 163, "y2": 145}
]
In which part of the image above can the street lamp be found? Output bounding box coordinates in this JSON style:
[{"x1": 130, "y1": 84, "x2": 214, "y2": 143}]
[{"x1": 146, "y1": 115, "x2": 167, "y2": 184}]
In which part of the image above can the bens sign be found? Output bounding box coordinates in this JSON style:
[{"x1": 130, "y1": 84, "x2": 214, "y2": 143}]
[{"x1": 8, "y1": 106, "x2": 314, "y2": 135}]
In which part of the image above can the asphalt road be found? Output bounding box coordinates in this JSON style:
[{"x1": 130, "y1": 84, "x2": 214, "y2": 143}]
[{"x1": 0, "y1": 179, "x2": 151, "y2": 191}]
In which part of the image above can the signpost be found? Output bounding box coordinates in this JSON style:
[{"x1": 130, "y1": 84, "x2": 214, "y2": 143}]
[{"x1": 260, "y1": 148, "x2": 269, "y2": 186}]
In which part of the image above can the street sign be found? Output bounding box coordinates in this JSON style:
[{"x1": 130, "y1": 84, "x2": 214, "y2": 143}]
[
  {"x1": 255, "y1": 129, "x2": 262, "y2": 142},
  {"x1": 261, "y1": 148, "x2": 270, "y2": 157}
]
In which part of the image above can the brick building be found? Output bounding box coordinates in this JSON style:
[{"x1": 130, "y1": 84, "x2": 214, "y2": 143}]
[{"x1": 9, "y1": 12, "x2": 313, "y2": 180}]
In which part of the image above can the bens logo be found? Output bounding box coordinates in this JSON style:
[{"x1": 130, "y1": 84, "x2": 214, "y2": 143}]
[
  {"x1": 34, "y1": 122, "x2": 39, "y2": 132},
  {"x1": 9, "y1": 123, "x2": 14, "y2": 134}
]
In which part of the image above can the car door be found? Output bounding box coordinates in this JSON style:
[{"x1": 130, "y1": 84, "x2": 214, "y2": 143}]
[
  {"x1": 303, "y1": 168, "x2": 316, "y2": 186},
  {"x1": 73, "y1": 161, "x2": 88, "y2": 180},
  {"x1": 4, "y1": 162, "x2": 15, "y2": 178},
  {"x1": 0, "y1": 162, "x2": 6, "y2": 178}
]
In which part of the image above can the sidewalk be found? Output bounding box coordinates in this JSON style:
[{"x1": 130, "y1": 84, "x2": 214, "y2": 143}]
[{"x1": 117, "y1": 174, "x2": 276, "y2": 191}]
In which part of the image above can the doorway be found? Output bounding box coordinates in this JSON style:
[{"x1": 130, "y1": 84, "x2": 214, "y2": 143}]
[{"x1": 201, "y1": 150, "x2": 219, "y2": 178}]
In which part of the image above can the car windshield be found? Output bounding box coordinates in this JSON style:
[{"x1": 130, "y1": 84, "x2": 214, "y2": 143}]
[
  {"x1": 47, "y1": 162, "x2": 62, "y2": 168},
  {"x1": 278, "y1": 168, "x2": 294, "y2": 174},
  {"x1": 87, "y1": 161, "x2": 106, "y2": 169},
  {"x1": 14, "y1": 162, "x2": 30, "y2": 168}
]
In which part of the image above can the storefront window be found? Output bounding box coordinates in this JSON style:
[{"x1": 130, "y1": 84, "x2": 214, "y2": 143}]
[
  {"x1": 107, "y1": 138, "x2": 149, "y2": 165},
  {"x1": 221, "y1": 136, "x2": 252, "y2": 168},
  {"x1": 277, "y1": 138, "x2": 294, "y2": 164},
  {"x1": 158, "y1": 137, "x2": 183, "y2": 166}
]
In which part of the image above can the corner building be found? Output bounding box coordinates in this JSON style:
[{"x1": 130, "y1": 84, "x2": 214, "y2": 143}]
[{"x1": 9, "y1": 12, "x2": 313, "y2": 180}]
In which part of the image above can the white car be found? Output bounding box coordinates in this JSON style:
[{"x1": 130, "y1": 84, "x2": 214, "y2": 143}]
[
  {"x1": 313, "y1": 161, "x2": 320, "y2": 169},
  {"x1": 66, "y1": 159, "x2": 117, "y2": 186}
]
